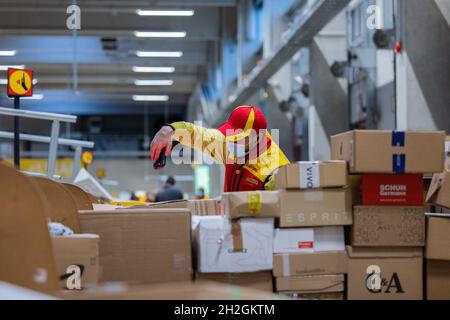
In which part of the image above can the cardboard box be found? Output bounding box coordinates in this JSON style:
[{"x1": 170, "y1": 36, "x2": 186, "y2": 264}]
[
  {"x1": 427, "y1": 170, "x2": 450, "y2": 210},
  {"x1": 188, "y1": 200, "x2": 219, "y2": 216},
  {"x1": 195, "y1": 272, "x2": 273, "y2": 292},
  {"x1": 425, "y1": 214, "x2": 450, "y2": 261},
  {"x1": 352, "y1": 206, "x2": 425, "y2": 247},
  {"x1": 52, "y1": 234, "x2": 99, "y2": 289},
  {"x1": 194, "y1": 216, "x2": 274, "y2": 273},
  {"x1": 0, "y1": 162, "x2": 58, "y2": 292},
  {"x1": 331, "y1": 130, "x2": 445, "y2": 174},
  {"x1": 426, "y1": 259, "x2": 450, "y2": 300},
  {"x1": 361, "y1": 174, "x2": 424, "y2": 206},
  {"x1": 281, "y1": 292, "x2": 344, "y2": 300},
  {"x1": 275, "y1": 161, "x2": 347, "y2": 190},
  {"x1": 279, "y1": 189, "x2": 352, "y2": 227},
  {"x1": 347, "y1": 246, "x2": 423, "y2": 300},
  {"x1": 222, "y1": 191, "x2": 280, "y2": 219},
  {"x1": 273, "y1": 227, "x2": 345, "y2": 254},
  {"x1": 275, "y1": 274, "x2": 344, "y2": 293},
  {"x1": 79, "y1": 208, "x2": 192, "y2": 285},
  {"x1": 273, "y1": 251, "x2": 348, "y2": 277}
]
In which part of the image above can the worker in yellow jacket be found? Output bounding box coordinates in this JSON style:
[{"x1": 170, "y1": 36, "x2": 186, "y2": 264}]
[{"x1": 150, "y1": 106, "x2": 290, "y2": 192}]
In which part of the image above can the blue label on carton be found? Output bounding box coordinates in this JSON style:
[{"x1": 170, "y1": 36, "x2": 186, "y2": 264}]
[
  {"x1": 392, "y1": 131, "x2": 405, "y2": 147},
  {"x1": 393, "y1": 154, "x2": 406, "y2": 173}
]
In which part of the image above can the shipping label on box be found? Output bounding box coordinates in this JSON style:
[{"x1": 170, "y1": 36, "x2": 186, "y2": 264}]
[
  {"x1": 273, "y1": 227, "x2": 345, "y2": 254},
  {"x1": 275, "y1": 274, "x2": 345, "y2": 293},
  {"x1": 51, "y1": 234, "x2": 99, "y2": 290},
  {"x1": 273, "y1": 251, "x2": 348, "y2": 277},
  {"x1": 352, "y1": 206, "x2": 425, "y2": 247},
  {"x1": 331, "y1": 130, "x2": 445, "y2": 174},
  {"x1": 361, "y1": 174, "x2": 424, "y2": 206},
  {"x1": 279, "y1": 189, "x2": 352, "y2": 227},
  {"x1": 425, "y1": 214, "x2": 450, "y2": 261},
  {"x1": 347, "y1": 246, "x2": 423, "y2": 300},
  {"x1": 275, "y1": 161, "x2": 347, "y2": 190},
  {"x1": 222, "y1": 191, "x2": 280, "y2": 219},
  {"x1": 194, "y1": 216, "x2": 274, "y2": 273}
]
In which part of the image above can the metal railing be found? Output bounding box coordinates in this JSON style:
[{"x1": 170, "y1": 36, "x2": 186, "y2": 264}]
[{"x1": 0, "y1": 106, "x2": 94, "y2": 179}]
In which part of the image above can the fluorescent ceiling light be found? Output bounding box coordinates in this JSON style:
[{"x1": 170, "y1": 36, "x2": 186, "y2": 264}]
[
  {"x1": 6, "y1": 94, "x2": 44, "y2": 100},
  {"x1": 22, "y1": 94, "x2": 44, "y2": 100},
  {"x1": 0, "y1": 78, "x2": 38, "y2": 85},
  {"x1": 0, "y1": 50, "x2": 16, "y2": 56},
  {"x1": 134, "y1": 31, "x2": 186, "y2": 38},
  {"x1": 134, "y1": 79, "x2": 174, "y2": 86},
  {"x1": 136, "y1": 51, "x2": 183, "y2": 58},
  {"x1": 0, "y1": 65, "x2": 25, "y2": 71},
  {"x1": 136, "y1": 9, "x2": 194, "y2": 17},
  {"x1": 132, "y1": 66, "x2": 175, "y2": 73},
  {"x1": 133, "y1": 95, "x2": 169, "y2": 102}
]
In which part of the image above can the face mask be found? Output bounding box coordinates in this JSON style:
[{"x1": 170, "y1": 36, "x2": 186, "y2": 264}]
[{"x1": 227, "y1": 142, "x2": 247, "y2": 159}]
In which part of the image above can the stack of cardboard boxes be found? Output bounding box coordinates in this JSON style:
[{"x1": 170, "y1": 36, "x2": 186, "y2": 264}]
[
  {"x1": 193, "y1": 192, "x2": 278, "y2": 292},
  {"x1": 273, "y1": 161, "x2": 351, "y2": 299},
  {"x1": 332, "y1": 130, "x2": 445, "y2": 300}
]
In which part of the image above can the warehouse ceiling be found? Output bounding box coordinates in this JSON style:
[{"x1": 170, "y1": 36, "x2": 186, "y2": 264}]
[{"x1": 0, "y1": 0, "x2": 237, "y2": 115}]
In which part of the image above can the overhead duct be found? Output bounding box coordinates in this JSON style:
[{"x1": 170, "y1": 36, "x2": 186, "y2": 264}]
[{"x1": 211, "y1": 0, "x2": 351, "y2": 126}]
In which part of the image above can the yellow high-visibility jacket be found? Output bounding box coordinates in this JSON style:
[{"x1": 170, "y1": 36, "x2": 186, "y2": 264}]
[{"x1": 171, "y1": 122, "x2": 290, "y2": 191}]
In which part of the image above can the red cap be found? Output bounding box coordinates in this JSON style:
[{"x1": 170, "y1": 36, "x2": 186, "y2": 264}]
[{"x1": 218, "y1": 106, "x2": 267, "y2": 141}]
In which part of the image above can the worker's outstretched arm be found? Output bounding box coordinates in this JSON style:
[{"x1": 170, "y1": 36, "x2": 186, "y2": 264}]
[{"x1": 150, "y1": 122, "x2": 226, "y2": 164}]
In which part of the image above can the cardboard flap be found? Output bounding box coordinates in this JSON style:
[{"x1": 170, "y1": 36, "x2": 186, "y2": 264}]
[
  {"x1": 426, "y1": 173, "x2": 444, "y2": 203},
  {"x1": 31, "y1": 177, "x2": 81, "y2": 233},
  {"x1": 0, "y1": 162, "x2": 58, "y2": 292},
  {"x1": 63, "y1": 183, "x2": 94, "y2": 210},
  {"x1": 346, "y1": 246, "x2": 423, "y2": 259}
]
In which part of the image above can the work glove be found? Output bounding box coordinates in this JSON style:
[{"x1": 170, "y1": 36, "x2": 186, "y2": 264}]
[{"x1": 150, "y1": 125, "x2": 175, "y2": 163}]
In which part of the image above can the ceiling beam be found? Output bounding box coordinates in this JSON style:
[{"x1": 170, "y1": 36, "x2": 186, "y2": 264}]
[{"x1": 211, "y1": 0, "x2": 351, "y2": 126}]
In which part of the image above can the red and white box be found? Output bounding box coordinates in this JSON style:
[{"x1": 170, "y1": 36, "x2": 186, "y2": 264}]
[
  {"x1": 273, "y1": 227, "x2": 345, "y2": 254},
  {"x1": 361, "y1": 174, "x2": 423, "y2": 206}
]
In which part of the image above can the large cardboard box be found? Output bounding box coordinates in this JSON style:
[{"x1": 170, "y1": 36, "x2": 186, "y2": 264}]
[
  {"x1": 273, "y1": 227, "x2": 345, "y2": 254},
  {"x1": 195, "y1": 272, "x2": 273, "y2": 292},
  {"x1": 194, "y1": 216, "x2": 274, "y2": 273},
  {"x1": 426, "y1": 259, "x2": 450, "y2": 300},
  {"x1": 275, "y1": 274, "x2": 344, "y2": 293},
  {"x1": 51, "y1": 234, "x2": 99, "y2": 289},
  {"x1": 279, "y1": 188, "x2": 352, "y2": 227},
  {"x1": 425, "y1": 214, "x2": 450, "y2": 260},
  {"x1": 331, "y1": 130, "x2": 445, "y2": 174},
  {"x1": 347, "y1": 246, "x2": 423, "y2": 300},
  {"x1": 275, "y1": 161, "x2": 347, "y2": 190},
  {"x1": 361, "y1": 174, "x2": 424, "y2": 206},
  {"x1": 79, "y1": 208, "x2": 192, "y2": 285},
  {"x1": 222, "y1": 191, "x2": 280, "y2": 219},
  {"x1": 427, "y1": 170, "x2": 450, "y2": 210},
  {"x1": 352, "y1": 206, "x2": 425, "y2": 247},
  {"x1": 273, "y1": 252, "x2": 348, "y2": 277}
]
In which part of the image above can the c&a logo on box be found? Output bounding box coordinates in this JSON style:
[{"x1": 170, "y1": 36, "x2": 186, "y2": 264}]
[{"x1": 366, "y1": 265, "x2": 404, "y2": 294}]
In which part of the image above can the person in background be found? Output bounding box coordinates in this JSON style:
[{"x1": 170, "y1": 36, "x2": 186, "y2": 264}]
[
  {"x1": 194, "y1": 187, "x2": 208, "y2": 200},
  {"x1": 155, "y1": 176, "x2": 184, "y2": 202}
]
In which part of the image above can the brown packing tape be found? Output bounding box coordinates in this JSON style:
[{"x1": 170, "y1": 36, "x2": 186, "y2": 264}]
[
  {"x1": 0, "y1": 162, "x2": 58, "y2": 292},
  {"x1": 231, "y1": 220, "x2": 244, "y2": 252},
  {"x1": 31, "y1": 176, "x2": 81, "y2": 233}
]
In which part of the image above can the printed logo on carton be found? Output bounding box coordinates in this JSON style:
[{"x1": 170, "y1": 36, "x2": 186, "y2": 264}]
[
  {"x1": 366, "y1": 265, "x2": 404, "y2": 294},
  {"x1": 379, "y1": 184, "x2": 407, "y2": 197}
]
